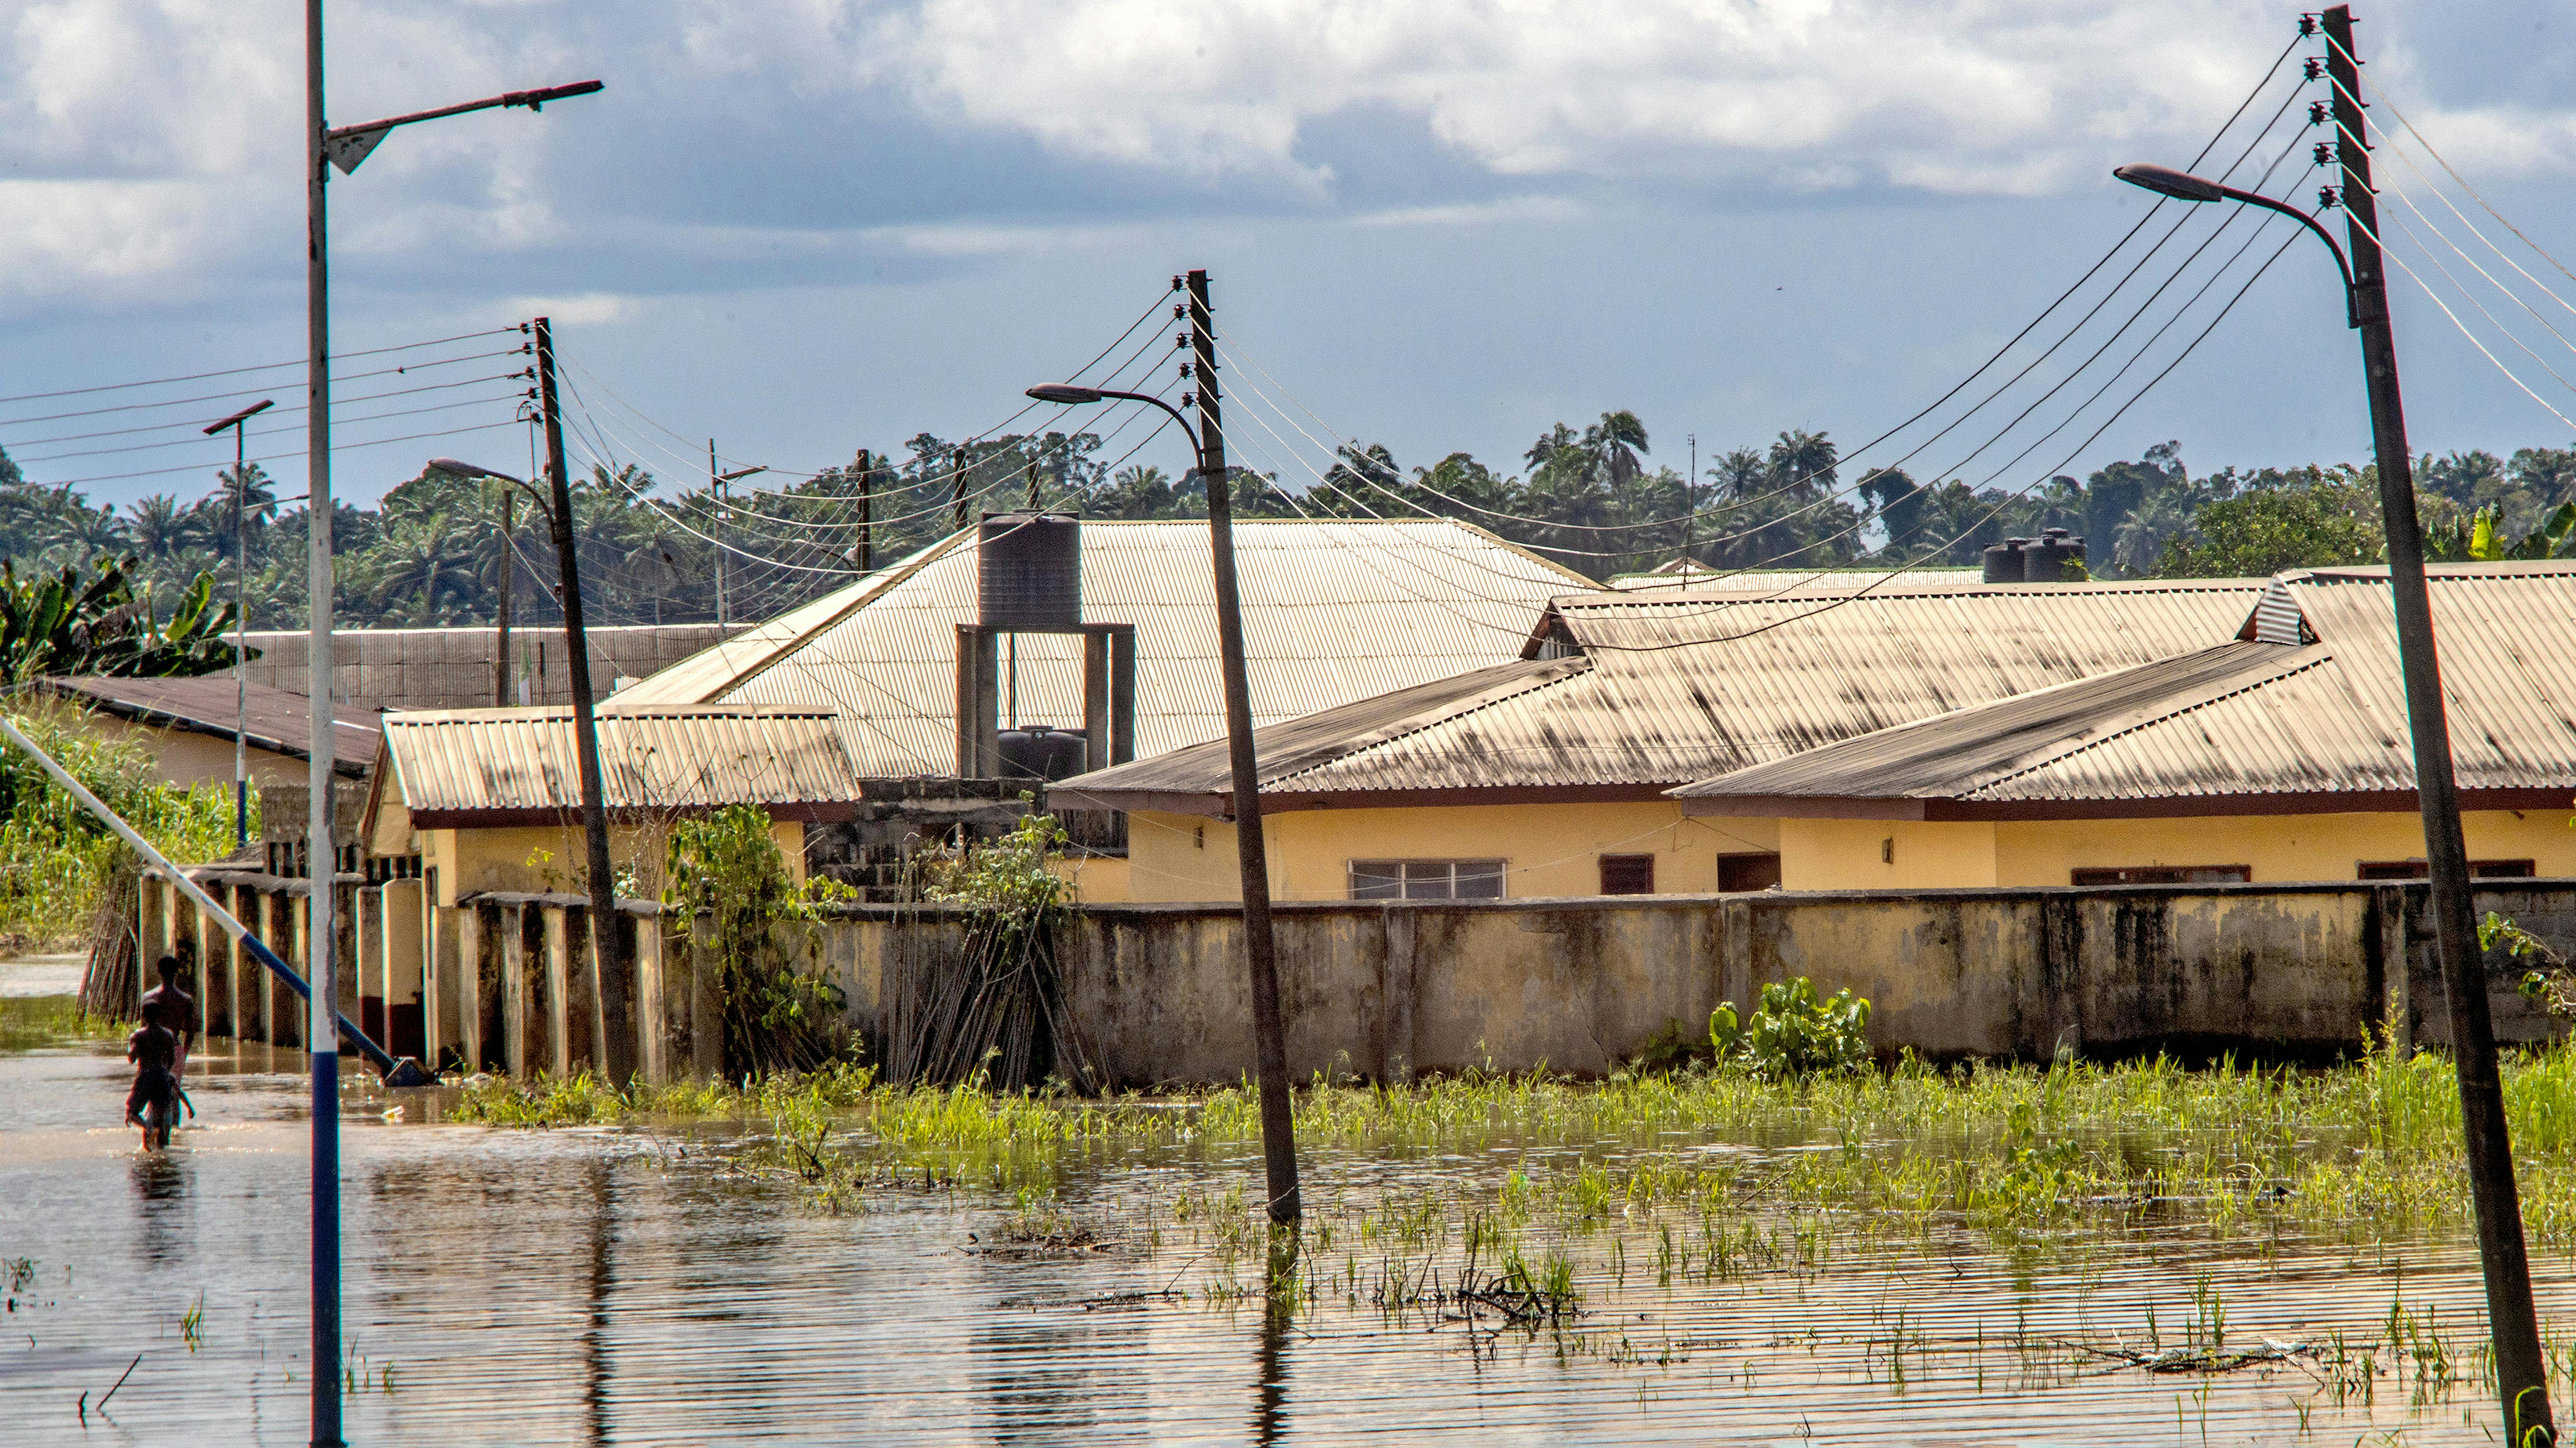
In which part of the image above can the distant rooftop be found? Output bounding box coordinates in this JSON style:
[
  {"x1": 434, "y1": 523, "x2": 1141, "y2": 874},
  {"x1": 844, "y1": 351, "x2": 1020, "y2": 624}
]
[{"x1": 39, "y1": 674, "x2": 380, "y2": 778}]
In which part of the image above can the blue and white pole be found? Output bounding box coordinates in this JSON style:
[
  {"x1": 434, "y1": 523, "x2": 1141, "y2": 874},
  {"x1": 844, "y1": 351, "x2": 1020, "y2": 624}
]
[{"x1": 303, "y1": 1, "x2": 343, "y2": 1439}]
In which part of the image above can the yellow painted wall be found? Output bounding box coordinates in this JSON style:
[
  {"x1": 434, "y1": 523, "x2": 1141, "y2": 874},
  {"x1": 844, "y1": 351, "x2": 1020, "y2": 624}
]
[
  {"x1": 416, "y1": 817, "x2": 807, "y2": 907},
  {"x1": 80, "y1": 713, "x2": 316, "y2": 790},
  {"x1": 1779, "y1": 819, "x2": 2001, "y2": 890},
  {"x1": 1771, "y1": 807, "x2": 2576, "y2": 889},
  {"x1": 1125, "y1": 803, "x2": 1787, "y2": 903},
  {"x1": 1994, "y1": 808, "x2": 2576, "y2": 885},
  {"x1": 1052, "y1": 853, "x2": 1131, "y2": 903}
]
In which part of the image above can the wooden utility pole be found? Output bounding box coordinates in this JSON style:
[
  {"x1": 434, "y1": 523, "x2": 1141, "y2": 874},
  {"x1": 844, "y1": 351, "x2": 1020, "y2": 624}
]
[
  {"x1": 711, "y1": 438, "x2": 727, "y2": 629},
  {"x1": 535, "y1": 316, "x2": 636, "y2": 1087},
  {"x1": 495, "y1": 489, "x2": 514, "y2": 706},
  {"x1": 1191, "y1": 268, "x2": 1302, "y2": 1223},
  {"x1": 855, "y1": 448, "x2": 873, "y2": 572},
  {"x1": 952, "y1": 444, "x2": 972, "y2": 530},
  {"x1": 2322, "y1": 9, "x2": 2551, "y2": 1440}
]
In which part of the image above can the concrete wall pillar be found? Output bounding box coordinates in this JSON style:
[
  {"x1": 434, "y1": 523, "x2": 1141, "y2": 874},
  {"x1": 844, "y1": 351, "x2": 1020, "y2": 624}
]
[
  {"x1": 1380, "y1": 906, "x2": 1415, "y2": 1083},
  {"x1": 356, "y1": 885, "x2": 385, "y2": 1044},
  {"x1": 204, "y1": 885, "x2": 236, "y2": 1040},
  {"x1": 501, "y1": 903, "x2": 531, "y2": 1078},
  {"x1": 633, "y1": 910, "x2": 666, "y2": 1085},
  {"x1": 541, "y1": 905, "x2": 571, "y2": 1077},
  {"x1": 564, "y1": 907, "x2": 599, "y2": 1074}
]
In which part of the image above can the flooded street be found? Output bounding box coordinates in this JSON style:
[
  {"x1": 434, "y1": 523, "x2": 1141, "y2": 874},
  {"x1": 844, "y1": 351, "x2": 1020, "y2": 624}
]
[{"x1": 4, "y1": 984, "x2": 2569, "y2": 1445}]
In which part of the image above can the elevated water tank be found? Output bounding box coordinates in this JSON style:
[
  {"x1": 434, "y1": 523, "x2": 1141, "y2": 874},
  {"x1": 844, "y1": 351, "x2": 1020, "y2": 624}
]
[
  {"x1": 1982, "y1": 538, "x2": 2030, "y2": 584},
  {"x1": 979, "y1": 512, "x2": 1081, "y2": 629},
  {"x1": 2023, "y1": 527, "x2": 2086, "y2": 582},
  {"x1": 998, "y1": 726, "x2": 1089, "y2": 781}
]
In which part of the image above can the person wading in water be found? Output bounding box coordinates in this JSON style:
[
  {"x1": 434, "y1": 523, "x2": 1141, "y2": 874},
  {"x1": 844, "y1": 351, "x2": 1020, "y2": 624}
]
[{"x1": 125, "y1": 956, "x2": 196, "y2": 1148}]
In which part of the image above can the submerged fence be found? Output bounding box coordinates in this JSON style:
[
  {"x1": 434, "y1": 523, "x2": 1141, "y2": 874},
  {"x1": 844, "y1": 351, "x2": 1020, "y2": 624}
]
[{"x1": 136, "y1": 874, "x2": 2576, "y2": 1085}]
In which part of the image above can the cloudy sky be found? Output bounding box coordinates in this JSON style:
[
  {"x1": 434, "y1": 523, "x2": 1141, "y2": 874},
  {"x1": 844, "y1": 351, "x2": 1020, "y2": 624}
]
[{"x1": 3, "y1": 0, "x2": 2573, "y2": 513}]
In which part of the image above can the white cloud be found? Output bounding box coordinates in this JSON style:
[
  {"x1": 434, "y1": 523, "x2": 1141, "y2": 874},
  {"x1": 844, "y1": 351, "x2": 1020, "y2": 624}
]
[{"x1": 852, "y1": 0, "x2": 2334, "y2": 196}]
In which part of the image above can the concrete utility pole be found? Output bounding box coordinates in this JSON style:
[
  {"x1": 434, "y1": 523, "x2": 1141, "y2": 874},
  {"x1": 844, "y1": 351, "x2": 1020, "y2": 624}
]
[
  {"x1": 535, "y1": 317, "x2": 637, "y2": 1088},
  {"x1": 2321, "y1": 8, "x2": 2552, "y2": 1438},
  {"x1": 1188, "y1": 269, "x2": 1303, "y2": 1224}
]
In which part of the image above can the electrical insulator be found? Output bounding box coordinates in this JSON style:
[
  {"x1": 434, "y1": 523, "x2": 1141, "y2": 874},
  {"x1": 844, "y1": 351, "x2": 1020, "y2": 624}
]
[
  {"x1": 2314, "y1": 142, "x2": 2334, "y2": 166},
  {"x1": 2299, "y1": 13, "x2": 2318, "y2": 36},
  {"x1": 2318, "y1": 186, "x2": 2340, "y2": 210},
  {"x1": 1170, "y1": 275, "x2": 1183, "y2": 291},
  {"x1": 2304, "y1": 57, "x2": 2324, "y2": 81},
  {"x1": 1175, "y1": 333, "x2": 1190, "y2": 348},
  {"x1": 1181, "y1": 392, "x2": 1196, "y2": 408},
  {"x1": 1173, "y1": 303, "x2": 1186, "y2": 319},
  {"x1": 1179, "y1": 361, "x2": 1193, "y2": 377},
  {"x1": 2309, "y1": 101, "x2": 2328, "y2": 126}
]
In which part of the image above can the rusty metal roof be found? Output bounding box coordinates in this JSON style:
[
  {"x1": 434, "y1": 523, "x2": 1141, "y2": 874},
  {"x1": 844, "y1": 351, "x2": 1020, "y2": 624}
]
[
  {"x1": 380, "y1": 705, "x2": 857, "y2": 823},
  {"x1": 611, "y1": 519, "x2": 1597, "y2": 775},
  {"x1": 1063, "y1": 576, "x2": 2273, "y2": 806},
  {"x1": 1671, "y1": 562, "x2": 2576, "y2": 814},
  {"x1": 38, "y1": 673, "x2": 381, "y2": 777}
]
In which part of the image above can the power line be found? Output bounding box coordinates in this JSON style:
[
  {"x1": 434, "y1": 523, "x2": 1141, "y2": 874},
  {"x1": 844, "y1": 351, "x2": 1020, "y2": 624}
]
[{"x1": 0, "y1": 327, "x2": 526, "y2": 407}]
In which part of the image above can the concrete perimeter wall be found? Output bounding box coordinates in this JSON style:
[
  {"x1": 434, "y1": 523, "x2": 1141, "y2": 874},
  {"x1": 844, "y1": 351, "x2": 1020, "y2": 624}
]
[{"x1": 843, "y1": 880, "x2": 2576, "y2": 1085}]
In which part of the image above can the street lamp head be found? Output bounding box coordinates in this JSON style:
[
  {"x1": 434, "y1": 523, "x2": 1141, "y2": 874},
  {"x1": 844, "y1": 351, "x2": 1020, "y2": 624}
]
[
  {"x1": 427, "y1": 457, "x2": 524, "y2": 485},
  {"x1": 2114, "y1": 163, "x2": 2226, "y2": 203},
  {"x1": 203, "y1": 398, "x2": 276, "y2": 436},
  {"x1": 1026, "y1": 384, "x2": 1105, "y2": 405}
]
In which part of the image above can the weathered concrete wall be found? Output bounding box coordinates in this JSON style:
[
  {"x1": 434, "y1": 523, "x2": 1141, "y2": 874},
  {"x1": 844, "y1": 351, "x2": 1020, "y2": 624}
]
[{"x1": 830, "y1": 880, "x2": 2576, "y2": 1086}]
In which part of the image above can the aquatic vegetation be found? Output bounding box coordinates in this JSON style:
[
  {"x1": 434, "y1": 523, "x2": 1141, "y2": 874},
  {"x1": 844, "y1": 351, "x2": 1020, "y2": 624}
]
[{"x1": 1708, "y1": 977, "x2": 1873, "y2": 1079}]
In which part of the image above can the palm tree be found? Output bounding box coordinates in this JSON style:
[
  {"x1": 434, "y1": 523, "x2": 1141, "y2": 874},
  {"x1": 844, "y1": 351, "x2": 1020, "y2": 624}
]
[
  {"x1": 366, "y1": 513, "x2": 480, "y2": 620},
  {"x1": 126, "y1": 495, "x2": 209, "y2": 564}
]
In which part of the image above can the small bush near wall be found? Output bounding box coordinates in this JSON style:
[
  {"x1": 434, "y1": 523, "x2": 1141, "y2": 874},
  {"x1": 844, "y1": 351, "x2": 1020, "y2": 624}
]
[
  {"x1": 1710, "y1": 978, "x2": 1874, "y2": 1079},
  {"x1": 666, "y1": 803, "x2": 852, "y2": 1076}
]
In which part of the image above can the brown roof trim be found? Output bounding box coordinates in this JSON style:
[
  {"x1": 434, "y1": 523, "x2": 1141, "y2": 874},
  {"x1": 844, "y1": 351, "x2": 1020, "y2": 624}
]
[
  {"x1": 1678, "y1": 788, "x2": 2576, "y2": 822},
  {"x1": 408, "y1": 801, "x2": 862, "y2": 830},
  {"x1": 1070, "y1": 781, "x2": 1689, "y2": 818}
]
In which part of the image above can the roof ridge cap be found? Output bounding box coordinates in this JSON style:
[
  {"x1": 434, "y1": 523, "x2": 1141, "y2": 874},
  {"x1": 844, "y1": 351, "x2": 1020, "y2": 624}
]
[
  {"x1": 1266, "y1": 658, "x2": 1593, "y2": 787},
  {"x1": 1961, "y1": 646, "x2": 2341, "y2": 799}
]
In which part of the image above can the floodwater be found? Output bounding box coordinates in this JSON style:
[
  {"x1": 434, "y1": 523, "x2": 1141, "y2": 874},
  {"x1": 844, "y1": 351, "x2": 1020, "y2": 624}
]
[{"x1": 2, "y1": 986, "x2": 2568, "y2": 1446}]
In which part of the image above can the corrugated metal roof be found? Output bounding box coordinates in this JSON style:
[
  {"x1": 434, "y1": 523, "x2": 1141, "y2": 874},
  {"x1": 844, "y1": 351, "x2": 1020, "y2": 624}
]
[
  {"x1": 1671, "y1": 563, "x2": 2576, "y2": 811},
  {"x1": 381, "y1": 705, "x2": 856, "y2": 818},
  {"x1": 1065, "y1": 577, "x2": 2272, "y2": 802},
  {"x1": 1609, "y1": 566, "x2": 1990, "y2": 593},
  {"x1": 611, "y1": 519, "x2": 1597, "y2": 774},
  {"x1": 39, "y1": 673, "x2": 381, "y2": 776}
]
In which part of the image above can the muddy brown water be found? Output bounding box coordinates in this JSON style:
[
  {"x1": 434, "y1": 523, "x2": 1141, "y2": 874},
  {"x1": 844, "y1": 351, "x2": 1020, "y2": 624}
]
[{"x1": 3, "y1": 991, "x2": 2568, "y2": 1445}]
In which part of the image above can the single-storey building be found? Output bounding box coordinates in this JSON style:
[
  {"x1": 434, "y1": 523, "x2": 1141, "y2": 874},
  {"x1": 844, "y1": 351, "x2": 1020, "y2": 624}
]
[
  {"x1": 1668, "y1": 562, "x2": 2576, "y2": 886},
  {"x1": 612, "y1": 516, "x2": 1599, "y2": 900},
  {"x1": 36, "y1": 673, "x2": 379, "y2": 788},
  {"x1": 1058, "y1": 574, "x2": 2275, "y2": 901}
]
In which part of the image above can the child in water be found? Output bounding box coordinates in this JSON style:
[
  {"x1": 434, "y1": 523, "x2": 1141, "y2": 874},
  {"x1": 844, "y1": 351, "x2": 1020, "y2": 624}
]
[{"x1": 124, "y1": 1009, "x2": 180, "y2": 1147}]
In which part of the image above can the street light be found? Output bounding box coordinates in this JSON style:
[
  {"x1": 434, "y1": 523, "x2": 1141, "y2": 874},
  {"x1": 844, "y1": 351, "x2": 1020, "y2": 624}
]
[
  {"x1": 204, "y1": 398, "x2": 274, "y2": 852},
  {"x1": 1024, "y1": 350, "x2": 1305, "y2": 1225},
  {"x1": 708, "y1": 453, "x2": 769, "y2": 629},
  {"x1": 2117, "y1": 8, "x2": 2550, "y2": 1437},
  {"x1": 301, "y1": 10, "x2": 601, "y2": 1434}
]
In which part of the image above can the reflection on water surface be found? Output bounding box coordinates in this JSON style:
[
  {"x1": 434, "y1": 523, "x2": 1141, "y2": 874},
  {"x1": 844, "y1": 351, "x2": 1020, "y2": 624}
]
[{"x1": 1, "y1": 1005, "x2": 2565, "y2": 1445}]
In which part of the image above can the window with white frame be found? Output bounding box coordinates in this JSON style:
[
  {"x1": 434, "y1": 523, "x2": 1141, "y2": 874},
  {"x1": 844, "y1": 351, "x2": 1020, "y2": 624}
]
[{"x1": 1348, "y1": 859, "x2": 1506, "y2": 901}]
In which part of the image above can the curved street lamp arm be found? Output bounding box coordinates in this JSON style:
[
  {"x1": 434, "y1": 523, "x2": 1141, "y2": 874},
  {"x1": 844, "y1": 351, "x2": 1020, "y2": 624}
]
[
  {"x1": 1082, "y1": 388, "x2": 1202, "y2": 464},
  {"x1": 2218, "y1": 185, "x2": 2360, "y2": 327}
]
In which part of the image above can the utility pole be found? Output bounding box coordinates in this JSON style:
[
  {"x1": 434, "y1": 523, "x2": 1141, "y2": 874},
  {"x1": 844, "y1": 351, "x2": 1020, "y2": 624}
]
[
  {"x1": 952, "y1": 444, "x2": 972, "y2": 530},
  {"x1": 711, "y1": 438, "x2": 726, "y2": 629},
  {"x1": 203, "y1": 397, "x2": 273, "y2": 851},
  {"x1": 495, "y1": 488, "x2": 514, "y2": 706},
  {"x1": 300, "y1": 5, "x2": 344, "y2": 1440},
  {"x1": 1685, "y1": 432, "x2": 1697, "y2": 570},
  {"x1": 855, "y1": 448, "x2": 873, "y2": 572},
  {"x1": 1190, "y1": 268, "x2": 1302, "y2": 1224},
  {"x1": 535, "y1": 317, "x2": 636, "y2": 1088},
  {"x1": 2322, "y1": 9, "x2": 2551, "y2": 1440}
]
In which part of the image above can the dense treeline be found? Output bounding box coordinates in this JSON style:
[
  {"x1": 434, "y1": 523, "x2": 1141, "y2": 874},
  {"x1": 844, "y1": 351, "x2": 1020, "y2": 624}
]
[{"x1": 2, "y1": 415, "x2": 2570, "y2": 631}]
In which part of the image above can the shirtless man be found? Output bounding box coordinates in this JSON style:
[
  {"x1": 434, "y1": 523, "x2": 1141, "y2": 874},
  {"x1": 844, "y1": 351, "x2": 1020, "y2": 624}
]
[{"x1": 138, "y1": 955, "x2": 196, "y2": 1075}]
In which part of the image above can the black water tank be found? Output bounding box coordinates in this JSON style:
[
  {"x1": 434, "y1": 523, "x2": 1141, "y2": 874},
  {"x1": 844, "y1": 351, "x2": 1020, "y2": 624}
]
[
  {"x1": 2024, "y1": 527, "x2": 2086, "y2": 582},
  {"x1": 998, "y1": 726, "x2": 1089, "y2": 781},
  {"x1": 979, "y1": 512, "x2": 1081, "y2": 629},
  {"x1": 1982, "y1": 538, "x2": 2030, "y2": 584}
]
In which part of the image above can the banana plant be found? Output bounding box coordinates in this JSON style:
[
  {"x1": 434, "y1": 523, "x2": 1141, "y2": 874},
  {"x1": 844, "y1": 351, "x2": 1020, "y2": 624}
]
[{"x1": 0, "y1": 555, "x2": 243, "y2": 685}]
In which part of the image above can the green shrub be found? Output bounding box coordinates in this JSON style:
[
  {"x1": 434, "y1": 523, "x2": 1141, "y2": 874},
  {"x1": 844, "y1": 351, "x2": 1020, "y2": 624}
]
[
  {"x1": 665, "y1": 802, "x2": 852, "y2": 1077},
  {"x1": 1709, "y1": 977, "x2": 1873, "y2": 1078}
]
